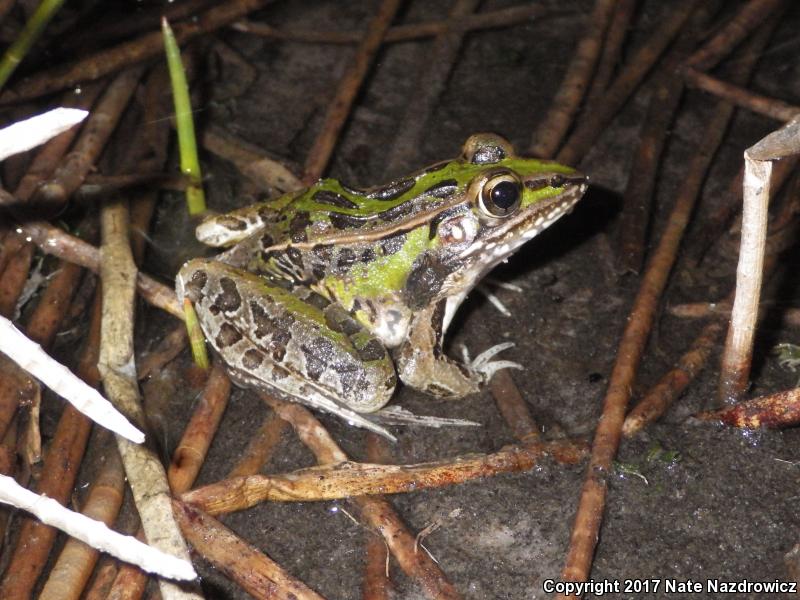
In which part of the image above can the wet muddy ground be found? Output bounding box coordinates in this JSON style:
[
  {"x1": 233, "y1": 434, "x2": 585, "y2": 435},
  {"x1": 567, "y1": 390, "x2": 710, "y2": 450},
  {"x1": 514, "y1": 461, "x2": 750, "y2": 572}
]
[{"x1": 56, "y1": 1, "x2": 800, "y2": 598}]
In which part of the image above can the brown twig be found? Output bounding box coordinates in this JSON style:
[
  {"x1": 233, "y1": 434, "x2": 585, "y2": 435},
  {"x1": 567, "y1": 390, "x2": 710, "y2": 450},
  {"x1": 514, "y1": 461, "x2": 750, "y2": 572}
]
[
  {"x1": 556, "y1": 0, "x2": 698, "y2": 165},
  {"x1": 489, "y1": 369, "x2": 540, "y2": 442},
  {"x1": 0, "y1": 0, "x2": 276, "y2": 104},
  {"x1": 235, "y1": 4, "x2": 556, "y2": 45},
  {"x1": 80, "y1": 557, "x2": 118, "y2": 600},
  {"x1": 584, "y1": 0, "x2": 638, "y2": 106},
  {"x1": 168, "y1": 361, "x2": 231, "y2": 494},
  {"x1": 226, "y1": 411, "x2": 288, "y2": 479},
  {"x1": 363, "y1": 433, "x2": 393, "y2": 600},
  {"x1": 261, "y1": 394, "x2": 463, "y2": 600},
  {"x1": 683, "y1": 67, "x2": 800, "y2": 122},
  {"x1": 382, "y1": 0, "x2": 481, "y2": 176},
  {"x1": 302, "y1": 0, "x2": 403, "y2": 183},
  {"x1": 137, "y1": 324, "x2": 188, "y2": 381},
  {"x1": 696, "y1": 388, "x2": 800, "y2": 428},
  {"x1": 556, "y1": 21, "x2": 772, "y2": 590},
  {"x1": 686, "y1": 0, "x2": 786, "y2": 70},
  {"x1": 38, "y1": 446, "x2": 125, "y2": 600},
  {"x1": 616, "y1": 2, "x2": 716, "y2": 273},
  {"x1": 528, "y1": 0, "x2": 617, "y2": 158},
  {"x1": 172, "y1": 500, "x2": 326, "y2": 600},
  {"x1": 182, "y1": 439, "x2": 585, "y2": 514}
]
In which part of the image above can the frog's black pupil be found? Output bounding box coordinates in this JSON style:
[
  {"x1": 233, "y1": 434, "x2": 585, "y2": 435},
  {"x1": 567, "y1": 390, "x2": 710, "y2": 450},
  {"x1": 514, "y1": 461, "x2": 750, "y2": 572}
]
[{"x1": 491, "y1": 181, "x2": 519, "y2": 210}]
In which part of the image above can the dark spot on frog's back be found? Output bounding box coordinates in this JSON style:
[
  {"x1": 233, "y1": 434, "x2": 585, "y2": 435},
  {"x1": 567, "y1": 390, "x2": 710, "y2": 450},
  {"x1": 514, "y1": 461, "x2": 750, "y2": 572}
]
[
  {"x1": 337, "y1": 248, "x2": 357, "y2": 270},
  {"x1": 329, "y1": 212, "x2": 366, "y2": 230},
  {"x1": 313, "y1": 190, "x2": 359, "y2": 209},
  {"x1": 404, "y1": 253, "x2": 448, "y2": 309},
  {"x1": 241, "y1": 348, "x2": 264, "y2": 369},
  {"x1": 260, "y1": 233, "x2": 275, "y2": 250},
  {"x1": 356, "y1": 338, "x2": 386, "y2": 362},
  {"x1": 286, "y1": 247, "x2": 305, "y2": 271},
  {"x1": 305, "y1": 291, "x2": 330, "y2": 311},
  {"x1": 424, "y1": 179, "x2": 458, "y2": 199},
  {"x1": 215, "y1": 277, "x2": 242, "y2": 312},
  {"x1": 380, "y1": 231, "x2": 406, "y2": 255},
  {"x1": 289, "y1": 212, "x2": 311, "y2": 242},
  {"x1": 185, "y1": 269, "x2": 208, "y2": 300},
  {"x1": 215, "y1": 323, "x2": 243, "y2": 348},
  {"x1": 367, "y1": 178, "x2": 415, "y2": 201}
]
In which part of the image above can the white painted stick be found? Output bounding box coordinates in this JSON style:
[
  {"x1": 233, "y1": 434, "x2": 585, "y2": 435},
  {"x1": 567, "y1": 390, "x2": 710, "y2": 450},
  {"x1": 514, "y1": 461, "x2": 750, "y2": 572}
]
[
  {"x1": 0, "y1": 474, "x2": 196, "y2": 580},
  {"x1": 0, "y1": 108, "x2": 88, "y2": 161},
  {"x1": 0, "y1": 316, "x2": 145, "y2": 443}
]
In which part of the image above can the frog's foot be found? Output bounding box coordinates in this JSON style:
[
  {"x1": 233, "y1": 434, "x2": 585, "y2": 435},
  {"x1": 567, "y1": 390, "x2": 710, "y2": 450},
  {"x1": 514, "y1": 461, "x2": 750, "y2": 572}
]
[
  {"x1": 461, "y1": 342, "x2": 522, "y2": 383},
  {"x1": 370, "y1": 406, "x2": 481, "y2": 428}
]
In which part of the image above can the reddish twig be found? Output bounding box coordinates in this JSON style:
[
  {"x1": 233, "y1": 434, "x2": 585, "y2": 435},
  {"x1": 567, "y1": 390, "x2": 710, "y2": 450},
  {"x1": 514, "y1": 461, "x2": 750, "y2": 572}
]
[
  {"x1": 489, "y1": 369, "x2": 540, "y2": 442},
  {"x1": 584, "y1": 0, "x2": 639, "y2": 105},
  {"x1": 696, "y1": 388, "x2": 800, "y2": 428}
]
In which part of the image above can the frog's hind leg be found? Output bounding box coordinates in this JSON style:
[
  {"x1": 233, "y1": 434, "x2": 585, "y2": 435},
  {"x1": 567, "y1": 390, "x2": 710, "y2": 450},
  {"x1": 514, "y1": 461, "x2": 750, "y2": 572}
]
[{"x1": 177, "y1": 259, "x2": 397, "y2": 439}]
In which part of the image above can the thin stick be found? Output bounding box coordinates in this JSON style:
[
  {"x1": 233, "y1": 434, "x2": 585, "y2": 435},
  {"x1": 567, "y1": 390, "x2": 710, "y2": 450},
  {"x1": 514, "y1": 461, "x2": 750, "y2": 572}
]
[
  {"x1": 528, "y1": 0, "x2": 617, "y2": 158},
  {"x1": 556, "y1": 24, "x2": 771, "y2": 590},
  {"x1": 363, "y1": 434, "x2": 393, "y2": 600},
  {"x1": 718, "y1": 117, "x2": 800, "y2": 404},
  {"x1": 168, "y1": 361, "x2": 231, "y2": 494},
  {"x1": 172, "y1": 500, "x2": 325, "y2": 600},
  {"x1": 98, "y1": 199, "x2": 199, "y2": 599},
  {"x1": 555, "y1": 0, "x2": 698, "y2": 165},
  {"x1": 302, "y1": 0, "x2": 403, "y2": 183},
  {"x1": 382, "y1": 0, "x2": 481, "y2": 176},
  {"x1": 0, "y1": 0, "x2": 277, "y2": 104},
  {"x1": 697, "y1": 388, "x2": 800, "y2": 428},
  {"x1": 489, "y1": 370, "x2": 540, "y2": 442},
  {"x1": 234, "y1": 4, "x2": 556, "y2": 45},
  {"x1": 226, "y1": 412, "x2": 288, "y2": 479},
  {"x1": 584, "y1": 0, "x2": 638, "y2": 105},
  {"x1": 686, "y1": 0, "x2": 786, "y2": 70},
  {"x1": 137, "y1": 324, "x2": 188, "y2": 381},
  {"x1": 182, "y1": 439, "x2": 585, "y2": 513},
  {"x1": 261, "y1": 394, "x2": 463, "y2": 600},
  {"x1": 683, "y1": 67, "x2": 800, "y2": 122}
]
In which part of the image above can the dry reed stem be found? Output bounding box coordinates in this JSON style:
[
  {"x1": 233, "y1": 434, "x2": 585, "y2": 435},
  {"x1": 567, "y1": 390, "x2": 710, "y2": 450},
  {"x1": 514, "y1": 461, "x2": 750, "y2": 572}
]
[
  {"x1": 203, "y1": 126, "x2": 302, "y2": 193},
  {"x1": 0, "y1": 244, "x2": 34, "y2": 318},
  {"x1": 0, "y1": 295, "x2": 101, "y2": 598},
  {"x1": 171, "y1": 500, "x2": 326, "y2": 600},
  {"x1": 687, "y1": 0, "x2": 786, "y2": 70},
  {"x1": 718, "y1": 116, "x2": 800, "y2": 404},
  {"x1": 137, "y1": 324, "x2": 188, "y2": 381},
  {"x1": 0, "y1": 355, "x2": 34, "y2": 441},
  {"x1": 556, "y1": 0, "x2": 698, "y2": 166},
  {"x1": 362, "y1": 433, "x2": 393, "y2": 600},
  {"x1": 104, "y1": 557, "x2": 148, "y2": 600},
  {"x1": 302, "y1": 0, "x2": 403, "y2": 183},
  {"x1": 81, "y1": 556, "x2": 118, "y2": 600},
  {"x1": 0, "y1": 0, "x2": 277, "y2": 104},
  {"x1": 556, "y1": 25, "x2": 771, "y2": 590},
  {"x1": 261, "y1": 394, "x2": 462, "y2": 600},
  {"x1": 615, "y1": 1, "x2": 717, "y2": 273},
  {"x1": 489, "y1": 369, "x2": 540, "y2": 442},
  {"x1": 226, "y1": 411, "x2": 288, "y2": 479},
  {"x1": 168, "y1": 362, "x2": 231, "y2": 494},
  {"x1": 236, "y1": 4, "x2": 554, "y2": 45},
  {"x1": 382, "y1": 0, "x2": 481, "y2": 176},
  {"x1": 38, "y1": 448, "x2": 125, "y2": 600},
  {"x1": 183, "y1": 439, "x2": 585, "y2": 514},
  {"x1": 697, "y1": 388, "x2": 800, "y2": 428},
  {"x1": 19, "y1": 220, "x2": 183, "y2": 318},
  {"x1": 528, "y1": 0, "x2": 617, "y2": 158},
  {"x1": 671, "y1": 303, "x2": 800, "y2": 328},
  {"x1": 683, "y1": 68, "x2": 800, "y2": 122},
  {"x1": 585, "y1": 0, "x2": 638, "y2": 105},
  {"x1": 32, "y1": 67, "x2": 144, "y2": 212}
]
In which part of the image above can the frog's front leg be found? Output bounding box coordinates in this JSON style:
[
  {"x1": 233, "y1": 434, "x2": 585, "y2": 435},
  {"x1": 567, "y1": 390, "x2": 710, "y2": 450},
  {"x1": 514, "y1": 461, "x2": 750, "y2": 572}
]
[
  {"x1": 393, "y1": 301, "x2": 519, "y2": 398},
  {"x1": 177, "y1": 259, "x2": 397, "y2": 429}
]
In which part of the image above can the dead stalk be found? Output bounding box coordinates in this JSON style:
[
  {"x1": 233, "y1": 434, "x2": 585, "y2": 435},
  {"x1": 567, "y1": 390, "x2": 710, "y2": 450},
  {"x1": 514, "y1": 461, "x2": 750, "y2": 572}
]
[
  {"x1": 718, "y1": 117, "x2": 800, "y2": 404},
  {"x1": 528, "y1": 0, "x2": 617, "y2": 158},
  {"x1": 226, "y1": 412, "x2": 288, "y2": 479},
  {"x1": 697, "y1": 388, "x2": 800, "y2": 428},
  {"x1": 584, "y1": 0, "x2": 638, "y2": 105},
  {"x1": 302, "y1": 0, "x2": 403, "y2": 183},
  {"x1": 489, "y1": 369, "x2": 540, "y2": 441},
  {"x1": 98, "y1": 200, "x2": 199, "y2": 600}
]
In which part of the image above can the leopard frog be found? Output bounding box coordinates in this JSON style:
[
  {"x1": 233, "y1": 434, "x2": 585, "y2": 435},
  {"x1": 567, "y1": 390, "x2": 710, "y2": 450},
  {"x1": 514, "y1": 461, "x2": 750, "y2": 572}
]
[{"x1": 176, "y1": 134, "x2": 587, "y2": 439}]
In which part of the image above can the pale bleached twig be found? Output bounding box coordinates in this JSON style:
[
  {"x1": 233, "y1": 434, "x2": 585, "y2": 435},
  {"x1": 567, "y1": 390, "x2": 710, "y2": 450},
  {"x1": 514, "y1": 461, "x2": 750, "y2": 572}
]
[
  {"x1": 0, "y1": 316, "x2": 144, "y2": 443},
  {"x1": 0, "y1": 107, "x2": 87, "y2": 161},
  {"x1": 0, "y1": 473, "x2": 196, "y2": 580}
]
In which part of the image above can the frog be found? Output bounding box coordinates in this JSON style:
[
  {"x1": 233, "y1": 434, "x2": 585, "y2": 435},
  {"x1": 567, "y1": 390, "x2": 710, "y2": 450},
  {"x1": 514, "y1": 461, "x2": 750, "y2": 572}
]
[{"x1": 176, "y1": 133, "x2": 587, "y2": 440}]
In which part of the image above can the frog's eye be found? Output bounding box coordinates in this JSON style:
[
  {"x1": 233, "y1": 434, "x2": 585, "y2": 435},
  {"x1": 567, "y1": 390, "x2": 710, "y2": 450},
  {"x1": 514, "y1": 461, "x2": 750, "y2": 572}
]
[{"x1": 479, "y1": 172, "x2": 522, "y2": 218}]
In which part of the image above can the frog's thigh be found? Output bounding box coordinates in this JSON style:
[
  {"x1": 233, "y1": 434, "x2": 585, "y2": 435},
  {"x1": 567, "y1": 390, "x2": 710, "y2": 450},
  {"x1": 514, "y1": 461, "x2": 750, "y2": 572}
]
[
  {"x1": 178, "y1": 259, "x2": 396, "y2": 413},
  {"x1": 394, "y1": 301, "x2": 481, "y2": 398}
]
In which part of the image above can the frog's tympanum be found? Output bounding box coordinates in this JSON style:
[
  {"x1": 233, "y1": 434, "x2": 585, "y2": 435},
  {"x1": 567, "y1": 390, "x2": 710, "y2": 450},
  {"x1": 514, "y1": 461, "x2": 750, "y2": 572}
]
[{"x1": 177, "y1": 134, "x2": 587, "y2": 438}]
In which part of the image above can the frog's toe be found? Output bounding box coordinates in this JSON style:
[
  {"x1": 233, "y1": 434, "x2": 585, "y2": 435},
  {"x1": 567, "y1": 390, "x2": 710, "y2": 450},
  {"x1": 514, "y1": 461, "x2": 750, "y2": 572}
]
[{"x1": 464, "y1": 342, "x2": 522, "y2": 382}]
